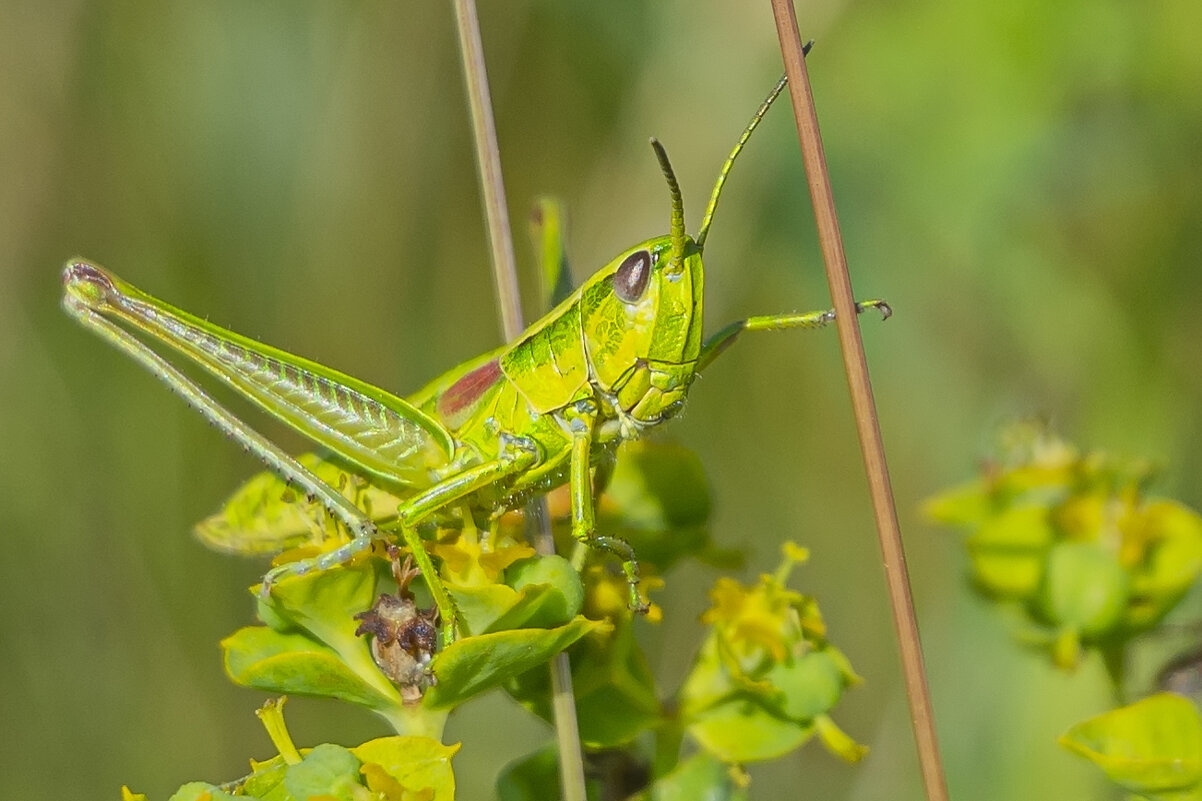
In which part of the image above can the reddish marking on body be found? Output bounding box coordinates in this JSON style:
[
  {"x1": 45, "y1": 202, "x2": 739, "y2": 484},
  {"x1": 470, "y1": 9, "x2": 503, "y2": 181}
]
[{"x1": 437, "y1": 358, "x2": 502, "y2": 422}]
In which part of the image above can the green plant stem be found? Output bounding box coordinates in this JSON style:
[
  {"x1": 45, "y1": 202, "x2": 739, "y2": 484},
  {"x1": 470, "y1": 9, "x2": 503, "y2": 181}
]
[
  {"x1": 766, "y1": 4, "x2": 950, "y2": 801},
  {"x1": 449, "y1": 3, "x2": 587, "y2": 800}
]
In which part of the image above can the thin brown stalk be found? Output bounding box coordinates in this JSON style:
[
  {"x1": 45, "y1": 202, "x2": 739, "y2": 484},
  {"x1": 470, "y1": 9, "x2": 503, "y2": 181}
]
[
  {"x1": 449, "y1": 3, "x2": 587, "y2": 800},
  {"x1": 766, "y1": 3, "x2": 950, "y2": 800},
  {"x1": 450, "y1": 0, "x2": 522, "y2": 340}
]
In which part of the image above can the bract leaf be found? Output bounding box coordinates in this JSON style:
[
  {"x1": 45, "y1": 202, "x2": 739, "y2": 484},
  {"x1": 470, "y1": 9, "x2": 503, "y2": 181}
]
[
  {"x1": 1037, "y1": 542, "x2": 1130, "y2": 639},
  {"x1": 923, "y1": 478, "x2": 993, "y2": 527},
  {"x1": 682, "y1": 637, "x2": 810, "y2": 762},
  {"x1": 239, "y1": 758, "x2": 291, "y2": 801},
  {"x1": 166, "y1": 783, "x2": 245, "y2": 801},
  {"x1": 635, "y1": 752, "x2": 748, "y2": 801},
  {"x1": 1060, "y1": 693, "x2": 1202, "y2": 797},
  {"x1": 353, "y1": 736, "x2": 459, "y2": 801},
  {"x1": 685, "y1": 687, "x2": 811, "y2": 763},
  {"x1": 495, "y1": 745, "x2": 561, "y2": 801},
  {"x1": 197, "y1": 452, "x2": 407, "y2": 554},
  {"x1": 424, "y1": 616, "x2": 608, "y2": 709},
  {"x1": 223, "y1": 625, "x2": 400, "y2": 709},
  {"x1": 502, "y1": 555, "x2": 585, "y2": 628},
  {"x1": 283, "y1": 743, "x2": 362, "y2": 801},
  {"x1": 966, "y1": 504, "x2": 1053, "y2": 599},
  {"x1": 772, "y1": 648, "x2": 849, "y2": 722},
  {"x1": 254, "y1": 562, "x2": 403, "y2": 706},
  {"x1": 448, "y1": 555, "x2": 583, "y2": 636},
  {"x1": 1125, "y1": 500, "x2": 1202, "y2": 630},
  {"x1": 507, "y1": 616, "x2": 661, "y2": 748}
]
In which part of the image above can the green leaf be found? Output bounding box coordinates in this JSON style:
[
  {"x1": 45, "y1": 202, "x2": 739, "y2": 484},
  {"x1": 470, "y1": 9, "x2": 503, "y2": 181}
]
[
  {"x1": 685, "y1": 688, "x2": 810, "y2": 764},
  {"x1": 495, "y1": 745, "x2": 562, "y2": 801},
  {"x1": 771, "y1": 648, "x2": 850, "y2": 722},
  {"x1": 529, "y1": 196, "x2": 574, "y2": 309},
  {"x1": 496, "y1": 743, "x2": 653, "y2": 801},
  {"x1": 1035, "y1": 541, "x2": 1130, "y2": 670},
  {"x1": 446, "y1": 583, "x2": 523, "y2": 636},
  {"x1": 353, "y1": 736, "x2": 458, "y2": 801},
  {"x1": 634, "y1": 752, "x2": 748, "y2": 801},
  {"x1": 1037, "y1": 542, "x2": 1129, "y2": 638},
  {"x1": 239, "y1": 758, "x2": 292, "y2": 801},
  {"x1": 680, "y1": 639, "x2": 864, "y2": 763},
  {"x1": 166, "y1": 783, "x2": 246, "y2": 801},
  {"x1": 261, "y1": 560, "x2": 381, "y2": 653},
  {"x1": 424, "y1": 616, "x2": 608, "y2": 709},
  {"x1": 813, "y1": 713, "x2": 870, "y2": 763},
  {"x1": 283, "y1": 743, "x2": 363, "y2": 801},
  {"x1": 449, "y1": 554, "x2": 584, "y2": 636},
  {"x1": 503, "y1": 555, "x2": 585, "y2": 628},
  {"x1": 681, "y1": 637, "x2": 808, "y2": 763},
  {"x1": 1060, "y1": 693, "x2": 1202, "y2": 798},
  {"x1": 923, "y1": 478, "x2": 993, "y2": 527},
  {"x1": 1125, "y1": 500, "x2": 1202, "y2": 630},
  {"x1": 965, "y1": 504, "x2": 1053, "y2": 599},
  {"x1": 604, "y1": 441, "x2": 710, "y2": 529},
  {"x1": 223, "y1": 625, "x2": 400, "y2": 710},
  {"x1": 247, "y1": 562, "x2": 408, "y2": 710}
]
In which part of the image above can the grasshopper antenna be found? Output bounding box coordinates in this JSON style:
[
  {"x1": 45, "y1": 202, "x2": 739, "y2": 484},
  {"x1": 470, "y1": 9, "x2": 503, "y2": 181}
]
[
  {"x1": 696, "y1": 45, "x2": 811, "y2": 251},
  {"x1": 650, "y1": 137, "x2": 686, "y2": 272}
]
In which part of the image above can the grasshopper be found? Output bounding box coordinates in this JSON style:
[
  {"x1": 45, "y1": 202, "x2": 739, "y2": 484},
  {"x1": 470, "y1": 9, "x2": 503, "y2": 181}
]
[{"x1": 62, "y1": 76, "x2": 888, "y2": 643}]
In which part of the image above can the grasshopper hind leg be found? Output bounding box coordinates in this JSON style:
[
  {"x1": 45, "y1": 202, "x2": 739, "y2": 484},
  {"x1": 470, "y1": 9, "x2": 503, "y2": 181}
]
[{"x1": 62, "y1": 296, "x2": 402, "y2": 604}]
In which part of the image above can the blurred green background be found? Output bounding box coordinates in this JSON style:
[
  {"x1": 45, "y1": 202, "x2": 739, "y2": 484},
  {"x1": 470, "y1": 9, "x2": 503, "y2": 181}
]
[{"x1": 3, "y1": 1, "x2": 1201, "y2": 799}]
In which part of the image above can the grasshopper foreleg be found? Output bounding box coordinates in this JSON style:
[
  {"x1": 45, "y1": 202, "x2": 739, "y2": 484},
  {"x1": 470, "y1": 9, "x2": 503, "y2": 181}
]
[
  {"x1": 564, "y1": 402, "x2": 649, "y2": 615},
  {"x1": 696, "y1": 299, "x2": 891, "y2": 373}
]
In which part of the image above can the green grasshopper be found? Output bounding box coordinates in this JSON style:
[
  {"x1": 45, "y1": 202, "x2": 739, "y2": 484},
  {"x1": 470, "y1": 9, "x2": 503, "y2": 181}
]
[{"x1": 62, "y1": 76, "x2": 888, "y2": 643}]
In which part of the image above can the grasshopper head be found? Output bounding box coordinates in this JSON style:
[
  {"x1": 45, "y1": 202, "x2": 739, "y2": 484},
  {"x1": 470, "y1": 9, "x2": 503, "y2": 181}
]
[
  {"x1": 580, "y1": 142, "x2": 706, "y2": 428},
  {"x1": 582, "y1": 78, "x2": 786, "y2": 430},
  {"x1": 580, "y1": 233, "x2": 704, "y2": 427}
]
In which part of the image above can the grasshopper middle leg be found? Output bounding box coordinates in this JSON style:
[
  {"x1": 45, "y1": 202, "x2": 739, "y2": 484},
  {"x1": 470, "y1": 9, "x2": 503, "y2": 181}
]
[{"x1": 563, "y1": 401, "x2": 649, "y2": 614}]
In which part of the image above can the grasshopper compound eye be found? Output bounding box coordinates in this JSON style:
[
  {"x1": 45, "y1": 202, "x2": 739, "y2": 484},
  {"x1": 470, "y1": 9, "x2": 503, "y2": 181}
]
[{"x1": 614, "y1": 249, "x2": 651, "y2": 303}]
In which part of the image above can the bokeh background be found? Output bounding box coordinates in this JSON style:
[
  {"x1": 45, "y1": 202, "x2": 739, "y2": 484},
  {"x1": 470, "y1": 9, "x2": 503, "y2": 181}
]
[{"x1": 3, "y1": 1, "x2": 1201, "y2": 799}]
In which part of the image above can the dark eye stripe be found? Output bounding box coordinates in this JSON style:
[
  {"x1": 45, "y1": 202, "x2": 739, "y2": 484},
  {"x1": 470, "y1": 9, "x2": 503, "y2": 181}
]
[{"x1": 614, "y1": 249, "x2": 651, "y2": 303}]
